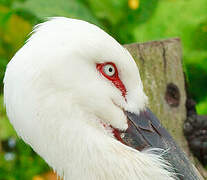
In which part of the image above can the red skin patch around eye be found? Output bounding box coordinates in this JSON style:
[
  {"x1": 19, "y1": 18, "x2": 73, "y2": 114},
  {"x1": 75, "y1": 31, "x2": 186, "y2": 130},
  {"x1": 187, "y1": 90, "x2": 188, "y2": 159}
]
[
  {"x1": 97, "y1": 62, "x2": 127, "y2": 143},
  {"x1": 96, "y1": 62, "x2": 127, "y2": 99}
]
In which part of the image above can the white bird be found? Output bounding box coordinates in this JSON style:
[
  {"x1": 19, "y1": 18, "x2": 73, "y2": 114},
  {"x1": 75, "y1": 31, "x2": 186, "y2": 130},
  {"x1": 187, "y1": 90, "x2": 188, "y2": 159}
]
[{"x1": 3, "y1": 17, "x2": 200, "y2": 180}]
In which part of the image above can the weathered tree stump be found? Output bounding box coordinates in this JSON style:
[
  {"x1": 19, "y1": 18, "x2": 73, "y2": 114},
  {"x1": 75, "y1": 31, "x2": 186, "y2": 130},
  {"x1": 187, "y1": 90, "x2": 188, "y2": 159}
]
[{"x1": 124, "y1": 38, "x2": 206, "y2": 179}]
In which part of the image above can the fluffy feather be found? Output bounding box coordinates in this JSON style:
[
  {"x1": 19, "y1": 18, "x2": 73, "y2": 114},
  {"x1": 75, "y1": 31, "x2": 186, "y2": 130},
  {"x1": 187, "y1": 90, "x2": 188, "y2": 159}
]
[{"x1": 4, "y1": 17, "x2": 175, "y2": 180}]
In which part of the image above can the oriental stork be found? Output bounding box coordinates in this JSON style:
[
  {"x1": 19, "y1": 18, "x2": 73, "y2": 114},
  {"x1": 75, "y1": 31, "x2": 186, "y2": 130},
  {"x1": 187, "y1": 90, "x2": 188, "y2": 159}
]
[{"x1": 3, "y1": 17, "x2": 201, "y2": 180}]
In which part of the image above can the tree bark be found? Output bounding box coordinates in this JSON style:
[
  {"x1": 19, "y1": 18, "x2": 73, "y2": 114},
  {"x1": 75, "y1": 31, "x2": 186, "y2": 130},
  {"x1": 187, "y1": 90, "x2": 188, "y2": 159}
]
[{"x1": 124, "y1": 38, "x2": 206, "y2": 179}]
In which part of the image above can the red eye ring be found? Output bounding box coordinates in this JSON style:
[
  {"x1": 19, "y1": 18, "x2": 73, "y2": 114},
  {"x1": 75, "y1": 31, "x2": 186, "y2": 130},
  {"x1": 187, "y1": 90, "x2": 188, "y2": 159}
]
[
  {"x1": 96, "y1": 62, "x2": 118, "y2": 80},
  {"x1": 96, "y1": 62, "x2": 127, "y2": 99}
]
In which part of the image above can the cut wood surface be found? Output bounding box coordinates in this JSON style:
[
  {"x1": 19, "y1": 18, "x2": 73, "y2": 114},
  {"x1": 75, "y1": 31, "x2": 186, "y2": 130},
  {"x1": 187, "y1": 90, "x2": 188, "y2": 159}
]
[{"x1": 124, "y1": 38, "x2": 206, "y2": 179}]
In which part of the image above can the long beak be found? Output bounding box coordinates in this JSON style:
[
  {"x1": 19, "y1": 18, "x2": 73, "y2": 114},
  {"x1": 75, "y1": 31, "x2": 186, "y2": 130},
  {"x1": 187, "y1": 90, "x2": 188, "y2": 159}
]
[{"x1": 121, "y1": 108, "x2": 200, "y2": 180}]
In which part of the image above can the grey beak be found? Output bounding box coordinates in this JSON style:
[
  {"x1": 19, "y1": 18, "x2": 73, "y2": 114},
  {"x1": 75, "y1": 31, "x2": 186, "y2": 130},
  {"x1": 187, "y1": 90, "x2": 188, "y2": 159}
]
[{"x1": 122, "y1": 108, "x2": 201, "y2": 180}]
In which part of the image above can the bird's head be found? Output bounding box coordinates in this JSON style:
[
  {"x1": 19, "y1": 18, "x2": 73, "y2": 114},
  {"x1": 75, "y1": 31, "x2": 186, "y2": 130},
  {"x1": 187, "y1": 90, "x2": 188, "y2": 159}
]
[
  {"x1": 3, "y1": 18, "x2": 200, "y2": 180},
  {"x1": 27, "y1": 18, "x2": 147, "y2": 132},
  {"x1": 4, "y1": 17, "x2": 147, "y2": 139}
]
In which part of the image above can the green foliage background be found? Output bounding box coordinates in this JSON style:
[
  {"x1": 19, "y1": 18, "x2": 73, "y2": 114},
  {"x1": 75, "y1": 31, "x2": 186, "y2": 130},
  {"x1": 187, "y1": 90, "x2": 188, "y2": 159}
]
[{"x1": 0, "y1": 0, "x2": 206, "y2": 179}]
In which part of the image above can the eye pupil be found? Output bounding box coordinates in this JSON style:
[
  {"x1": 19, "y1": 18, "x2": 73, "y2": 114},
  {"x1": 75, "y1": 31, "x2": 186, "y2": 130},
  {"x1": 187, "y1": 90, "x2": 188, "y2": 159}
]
[{"x1": 109, "y1": 67, "x2": 113, "y2": 72}]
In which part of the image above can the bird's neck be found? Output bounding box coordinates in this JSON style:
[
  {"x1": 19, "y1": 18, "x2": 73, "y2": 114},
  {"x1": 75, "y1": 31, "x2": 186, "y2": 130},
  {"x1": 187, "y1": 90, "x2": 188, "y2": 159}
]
[
  {"x1": 32, "y1": 98, "x2": 174, "y2": 180},
  {"x1": 52, "y1": 115, "x2": 175, "y2": 179},
  {"x1": 58, "y1": 131, "x2": 175, "y2": 180}
]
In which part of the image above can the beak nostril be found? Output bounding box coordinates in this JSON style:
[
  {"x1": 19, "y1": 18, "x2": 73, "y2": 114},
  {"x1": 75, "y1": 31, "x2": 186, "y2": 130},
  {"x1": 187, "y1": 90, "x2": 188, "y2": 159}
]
[{"x1": 165, "y1": 83, "x2": 180, "y2": 107}]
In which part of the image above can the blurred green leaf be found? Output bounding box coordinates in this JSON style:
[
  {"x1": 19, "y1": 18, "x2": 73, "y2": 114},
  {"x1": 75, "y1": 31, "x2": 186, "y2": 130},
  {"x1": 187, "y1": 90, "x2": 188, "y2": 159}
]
[
  {"x1": 0, "y1": 5, "x2": 32, "y2": 61},
  {"x1": 86, "y1": 0, "x2": 126, "y2": 26},
  {"x1": 191, "y1": 20, "x2": 207, "y2": 50},
  {"x1": 0, "y1": 57, "x2": 7, "y2": 91},
  {"x1": 0, "y1": 0, "x2": 13, "y2": 7},
  {"x1": 0, "y1": 0, "x2": 26, "y2": 8},
  {"x1": 85, "y1": 0, "x2": 158, "y2": 43},
  {"x1": 13, "y1": 0, "x2": 101, "y2": 26},
  {"x1": 0, "y1": 95, "x2": 15, "y2": 139},
  {"x1": 196, "y1": 97, "x2": 207, "y2": 115}
]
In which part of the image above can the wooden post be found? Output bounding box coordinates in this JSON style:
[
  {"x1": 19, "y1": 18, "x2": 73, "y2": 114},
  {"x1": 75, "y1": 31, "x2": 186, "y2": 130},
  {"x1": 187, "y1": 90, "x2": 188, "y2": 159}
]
[{"x1": 124, "y1": 38, "x2": 206, "y2": 179}]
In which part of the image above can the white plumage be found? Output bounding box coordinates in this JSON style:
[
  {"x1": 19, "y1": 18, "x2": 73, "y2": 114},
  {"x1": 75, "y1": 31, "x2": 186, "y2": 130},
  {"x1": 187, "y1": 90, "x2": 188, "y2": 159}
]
[{"x1": 4, "y1": 17, "x2": 176, "y2": 180}]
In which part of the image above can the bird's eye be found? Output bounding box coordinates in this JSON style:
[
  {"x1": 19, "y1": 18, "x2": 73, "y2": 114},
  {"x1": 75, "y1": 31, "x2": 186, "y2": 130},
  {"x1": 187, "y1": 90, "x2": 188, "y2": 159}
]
[
  {"x1": 103, "y1": 64, "x2": 116, "y2": 77},
  {"x1": 96, "y1": 62, "x2": 127, "y2": 97},
  {"x1": 96, "y1": 62, "x2": 118, "y2": 80}
]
